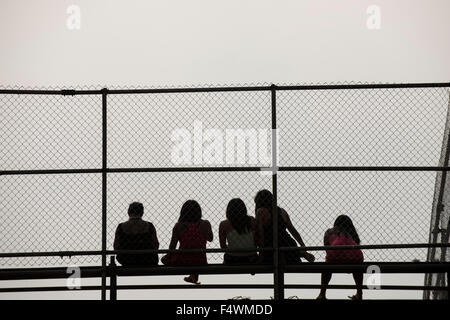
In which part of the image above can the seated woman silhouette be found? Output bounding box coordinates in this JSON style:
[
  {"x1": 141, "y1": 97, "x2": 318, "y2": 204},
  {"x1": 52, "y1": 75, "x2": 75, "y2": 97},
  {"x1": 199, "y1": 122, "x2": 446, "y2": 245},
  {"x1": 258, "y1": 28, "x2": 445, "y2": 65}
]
[
  {"x1": 219, "y1": 198, "x2": 259, "y2": 264},
  {"x1": 317, "y1": 215, "x2": 364, "y2": 300},
  {"x1": 113, "y1": 202, "x2": 159, "y2": 266},
  {"x1": 161, "y1": 200, "x2": 213, "y2": 284},
  {"x1": 254, "y1": 190, "x2": 315, "y2": 264}
]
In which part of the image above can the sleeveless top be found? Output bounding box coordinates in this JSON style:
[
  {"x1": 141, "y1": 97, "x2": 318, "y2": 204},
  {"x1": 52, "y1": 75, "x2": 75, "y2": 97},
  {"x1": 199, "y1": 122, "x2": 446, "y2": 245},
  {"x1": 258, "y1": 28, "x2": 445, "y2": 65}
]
[
  {"x1": 116, "y1": 221, "x2": 158, "y2": 266},
  {"x1": 325, "y1": 229, "x2": 364, "y2": 262},
  {"x1": 226, "y1": 228, "x2": 255, "y2": 257},
  {"x1": 175, "y1": 222, "x2": 208, "y2": 265},
  {"x1": 262, "y1": 207, "x2": 299, "y2": 263}
]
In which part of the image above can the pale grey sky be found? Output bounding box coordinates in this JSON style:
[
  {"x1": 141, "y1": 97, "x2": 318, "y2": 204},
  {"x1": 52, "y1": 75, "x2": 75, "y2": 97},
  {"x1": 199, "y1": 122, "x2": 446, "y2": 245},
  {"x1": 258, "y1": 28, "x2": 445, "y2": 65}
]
[
  {"x1": 0, "y1": 0, "x2": 449, "y2": 300},
  {"x1": 1, "y1": 0, "x2": 449, "y2": 87}
]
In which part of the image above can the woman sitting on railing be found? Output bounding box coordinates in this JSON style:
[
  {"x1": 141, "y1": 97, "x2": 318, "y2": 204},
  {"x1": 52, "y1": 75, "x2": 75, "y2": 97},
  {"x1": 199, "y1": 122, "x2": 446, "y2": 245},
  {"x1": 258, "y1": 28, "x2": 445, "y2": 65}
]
[
  {"x1": 219, "y1": 198, "x2": 259, "y2": 264},
  {"x1": 113, "y1": 202, "x2": 159, "y2": 266},
  {"x1": 317, "y1": 215, "x2": 364, "y2": 300},
  {"x1": 161, "y1": 200, "x2": 213, "y2": 285},
  {"x1": 254, "y1": 189, "x2": 315, "y2": 264}
]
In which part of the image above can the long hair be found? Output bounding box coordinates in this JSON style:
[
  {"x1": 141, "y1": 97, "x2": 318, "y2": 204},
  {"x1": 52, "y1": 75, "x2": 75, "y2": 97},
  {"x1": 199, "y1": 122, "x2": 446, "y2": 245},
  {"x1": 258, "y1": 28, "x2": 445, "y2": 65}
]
[
  {"x1": 254, "y1": 189, "x2": 273, "y2": 211},
  {"x1": 333, "y1": 215, "x2": 360, "y2": 244},
  {"x1": 179, "y1": 200, "x2": 202, "y2": 223},
  {"x1": 226, "y1": 198, "x2": 251, "y2": 234}
]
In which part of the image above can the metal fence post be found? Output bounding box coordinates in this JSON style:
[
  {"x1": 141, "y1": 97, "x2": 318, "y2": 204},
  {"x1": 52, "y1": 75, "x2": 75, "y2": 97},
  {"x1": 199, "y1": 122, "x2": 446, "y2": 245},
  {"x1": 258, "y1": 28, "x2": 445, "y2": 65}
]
[
  {"x1": 446, "y1": 268, "x2": 450, "y2": 300},
  {"x1": 271, "y1": 84, "x2": 284, "y2": 300},
  {"x1": 110, "y1": 256, "x2": 117, "y2": 301},
  {"x1": 101, "y1": 88, "x2": 108, "y2": 300},
  {"x1": 425, "y1": 94, "x2": 450, "y2": 299}
]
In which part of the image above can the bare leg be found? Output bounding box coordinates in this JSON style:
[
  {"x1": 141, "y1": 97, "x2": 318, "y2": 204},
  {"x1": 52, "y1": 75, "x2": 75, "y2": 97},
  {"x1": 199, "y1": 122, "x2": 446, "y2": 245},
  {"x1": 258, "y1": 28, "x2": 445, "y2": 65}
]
[
  {"x1": 349, "y1": 273, "x2": 363, "y2": 300},
  {"x1": 317, "y1": 272, "x2": 332, "y2": 299},
  {"x1": 299, "y1": 251, "x2": 315, "y2": 263}
]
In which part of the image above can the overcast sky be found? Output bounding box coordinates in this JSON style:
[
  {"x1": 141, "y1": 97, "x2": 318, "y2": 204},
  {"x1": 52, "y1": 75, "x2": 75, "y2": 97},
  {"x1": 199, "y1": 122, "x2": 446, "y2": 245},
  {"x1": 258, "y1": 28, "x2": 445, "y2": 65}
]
[
  {"x1": 1, "y1": 0, "x2": 449, "y2": 300},
  {"x1": 1, "y1": 0, "x2": 449, "y2": 87}
]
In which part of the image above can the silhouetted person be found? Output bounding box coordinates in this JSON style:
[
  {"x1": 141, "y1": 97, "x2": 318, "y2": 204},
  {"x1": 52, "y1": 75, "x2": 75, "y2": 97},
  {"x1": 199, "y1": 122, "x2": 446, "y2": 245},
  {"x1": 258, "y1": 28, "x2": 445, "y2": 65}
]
[
  {"x1": 219, "y1": 198, "x2": 259, "y2": 264},
  {"x1": 161, "y1": 200, "x2": 213, "y2": 284},
  {"x1": 113, "y1": 202, "x2": 159, "y2": 266},
  {"x1": 317, "y1": 215, "x2": 364, "y2": 300},
  {"x1": 254, "y1": 189, "x2": 315, "y2": 264}
]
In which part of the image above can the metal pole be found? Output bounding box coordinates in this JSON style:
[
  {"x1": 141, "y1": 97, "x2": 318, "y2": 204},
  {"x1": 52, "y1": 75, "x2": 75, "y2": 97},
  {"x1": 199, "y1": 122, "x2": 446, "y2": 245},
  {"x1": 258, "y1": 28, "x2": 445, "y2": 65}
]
[
  {"x1": 110, "y1": 256, "x2": 117, "y2": 301},
  {"x1": 271, "y1": 84, "x2": 284, "y2": 300},
  {"x1": 438, "y1": 95, "x2": 450, "y2": 267},
  {"x1": 0, "y1": 82, "x2": 449, "y2": 96},
  {"x1": 431, "y1": 133, "x2": 450, "y2": 253},
  {"x1": 101, "y1": 88, "x2": 108, "y2": 300},
  {"x1": 425, "y1": 93, "x2": 450, "y2": 299},
  {"x1": 447, "y1": 269, "x2": 449, "y2": 300}
]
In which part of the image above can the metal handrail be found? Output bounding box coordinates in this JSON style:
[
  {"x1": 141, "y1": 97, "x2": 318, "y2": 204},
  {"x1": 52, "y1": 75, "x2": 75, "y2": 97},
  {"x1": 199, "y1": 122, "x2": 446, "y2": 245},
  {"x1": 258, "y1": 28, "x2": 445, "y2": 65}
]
[{"x1": 0, "y1": 243, "x2": 449, "y2": 258}]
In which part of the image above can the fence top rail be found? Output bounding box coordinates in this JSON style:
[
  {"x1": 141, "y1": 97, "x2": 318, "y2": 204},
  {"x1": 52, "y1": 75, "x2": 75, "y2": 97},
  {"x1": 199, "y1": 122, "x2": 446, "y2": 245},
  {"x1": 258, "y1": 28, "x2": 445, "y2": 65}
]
[
  {"x1": 0, "y1": 82, "x2": 449, "y2": 95},
  {"x1": 3, "y1": 166, "x2": 450, "y2": 177}
]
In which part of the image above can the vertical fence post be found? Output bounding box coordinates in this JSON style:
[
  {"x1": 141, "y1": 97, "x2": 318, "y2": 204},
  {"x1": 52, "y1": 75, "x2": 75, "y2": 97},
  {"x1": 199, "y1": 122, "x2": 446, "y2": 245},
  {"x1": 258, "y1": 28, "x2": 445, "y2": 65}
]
[
  {"x1": 425, "y1": 95, "x2": 450, "y2": 299},
  {"x1": 110, "y1": 256, "x2": 117, "y2": 301},
  {"x1": 271, "y1": 84, "x2": 284, "y2": 300},
  {"x1": 437, "y1": 96, "x2": 450, "y2": 267},
  {"x1": 446, "y1": 268, "x2": 450, "y2": 300},
  {"x1": 101, "y1": 88, "x2": 108, "y2": 300}
]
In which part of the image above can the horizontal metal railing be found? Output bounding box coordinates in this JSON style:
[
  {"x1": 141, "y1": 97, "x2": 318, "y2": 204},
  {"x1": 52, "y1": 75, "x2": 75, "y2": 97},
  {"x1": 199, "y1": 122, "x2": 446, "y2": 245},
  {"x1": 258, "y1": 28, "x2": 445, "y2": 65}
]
[
  {"x1": 0, "y1": 243, "x2": 449, "y2": 258},
  {"x1": 1, "y1": 82, "x2": 449, "y2": 96}
]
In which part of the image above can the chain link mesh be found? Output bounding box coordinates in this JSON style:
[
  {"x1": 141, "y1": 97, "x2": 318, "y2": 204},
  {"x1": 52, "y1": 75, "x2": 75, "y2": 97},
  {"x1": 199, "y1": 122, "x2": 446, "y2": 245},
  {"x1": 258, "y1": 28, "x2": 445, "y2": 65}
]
[
  {"x1": 279, "y1": 171, "x2": 436, "y2": 262},
  {"x1": 0, "y1": 174, "x2": 102, "y2": 266},
  {"x1": 277, "y1": 87, "x2": 448, "y2": 166},
  {"x1": 424, "y1": 97, "x2": 450, "y2": 300},
  {"x1": 0, "y1": 93, "x2": 102, "y2": 171},
  {"x1": 108, "y1": 91, "x2": 271, "y2": 168}
]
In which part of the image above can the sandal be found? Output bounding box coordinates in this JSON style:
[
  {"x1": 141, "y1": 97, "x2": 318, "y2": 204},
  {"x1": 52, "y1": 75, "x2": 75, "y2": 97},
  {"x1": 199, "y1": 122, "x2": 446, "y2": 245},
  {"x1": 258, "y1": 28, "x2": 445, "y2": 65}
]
[{"x1": 184, "y1": 276, "x2": 201, "y2": 285}]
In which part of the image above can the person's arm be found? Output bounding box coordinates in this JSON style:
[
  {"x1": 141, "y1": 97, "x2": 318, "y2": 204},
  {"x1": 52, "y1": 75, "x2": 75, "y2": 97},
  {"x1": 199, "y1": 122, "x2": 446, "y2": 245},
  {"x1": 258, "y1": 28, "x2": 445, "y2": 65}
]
[
  {"x1": 282, "y1": 209, "x2": 306, "y2": 247},
  {"x1": 200, "y1": 220, "x2": 213, "y2": 242},
  {"x1": 150, "y1": 223, "x2": 159, "y2": 249},
  {"x1": 218, "y1": 221, "x2": 228, "y2": 249},
  {"x1": 161, "y1": 223, "x2": 179, "y2": 265},
  {"x1": 249, "y1": 216, "x2": 258, "y2": 246},
  {"x1": 113, "y1": 224, "x2": 121, "y2": 250},
  {"x1": 323, "y1": 228, "x2": 332, "y2": 246},
  {"x1": 255, "y1": 208, "x2": 265, "y2": 248},
  {"x1": 168, "y1": 223, "x2": 180, "y2": 251}
]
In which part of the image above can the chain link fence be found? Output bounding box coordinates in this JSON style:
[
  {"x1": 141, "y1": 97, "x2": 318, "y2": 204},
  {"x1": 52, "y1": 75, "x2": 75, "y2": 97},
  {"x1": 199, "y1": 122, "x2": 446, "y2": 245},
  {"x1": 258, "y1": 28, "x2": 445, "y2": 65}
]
[
  {"x1": 277, "y1": 86, "x2": 449, "y2": 265},
  {"x1": 424, "y1": 99, "x2": 450, "y2": 300},
  {"x1": 0, "y1": 84, "x2": 449, "y2": 283}
]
